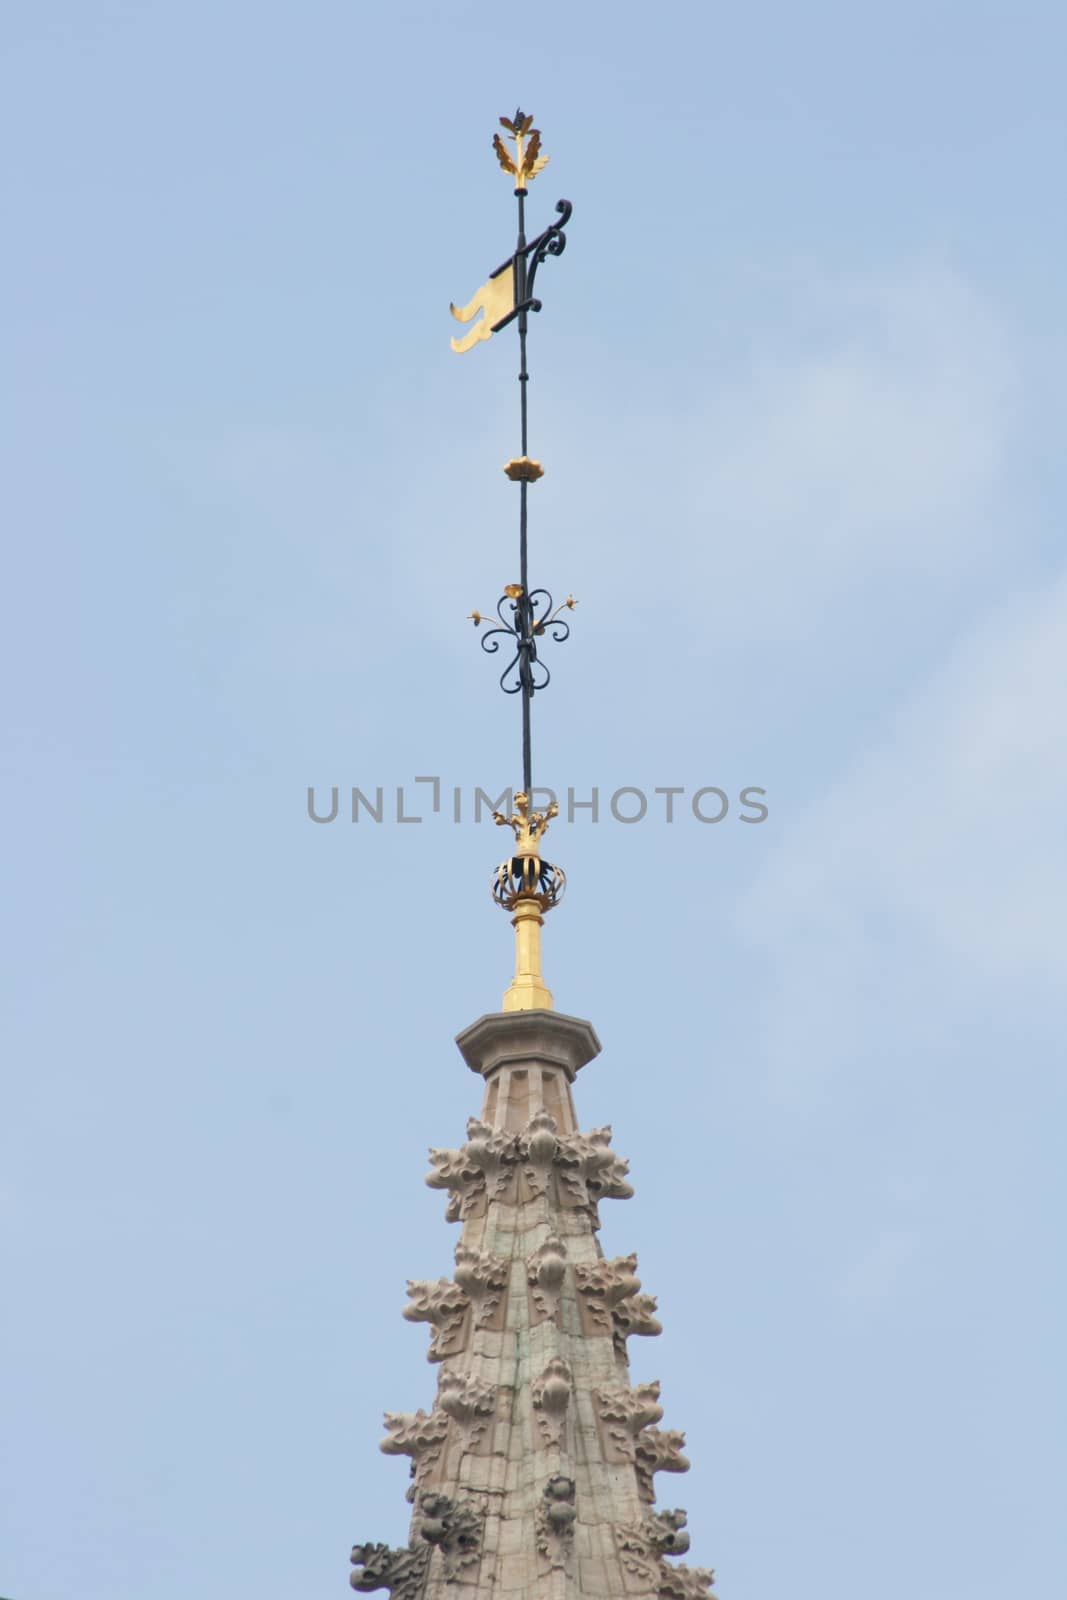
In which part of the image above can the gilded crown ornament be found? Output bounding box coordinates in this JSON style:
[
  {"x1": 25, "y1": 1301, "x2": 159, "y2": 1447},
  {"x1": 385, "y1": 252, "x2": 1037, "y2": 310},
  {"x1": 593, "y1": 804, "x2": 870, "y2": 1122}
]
[
  {"x1": 492, "y1": 793, "x2": 566, "y2": 912},
  {"x1": 492, "y1": 793, "x2": 565, "y2": 1013}
]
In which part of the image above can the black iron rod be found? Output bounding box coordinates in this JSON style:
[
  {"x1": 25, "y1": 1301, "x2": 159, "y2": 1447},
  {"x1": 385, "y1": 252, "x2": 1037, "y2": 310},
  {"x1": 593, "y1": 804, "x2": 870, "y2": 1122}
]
[{"x1": 516, "y1": 185, "x2": 533, "y2": 796}]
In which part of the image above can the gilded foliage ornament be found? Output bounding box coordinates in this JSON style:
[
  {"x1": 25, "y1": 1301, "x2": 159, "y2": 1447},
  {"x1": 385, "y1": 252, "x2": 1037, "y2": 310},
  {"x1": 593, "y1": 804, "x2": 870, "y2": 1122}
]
[{"x1": 493, "y1": 110, "x2": 550, "y2": 189}]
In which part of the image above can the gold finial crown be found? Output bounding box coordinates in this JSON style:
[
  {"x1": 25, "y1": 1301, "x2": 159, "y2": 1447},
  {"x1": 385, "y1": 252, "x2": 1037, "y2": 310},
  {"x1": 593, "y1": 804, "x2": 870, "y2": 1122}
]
[
  {"x1": 493, "y1": 791, "x2": 558, "y2": 857},
  {"x1": 493, "y1": 109, "x2": 550, "y2": 191},
  {"x1": 492, "y1": 790, "x2": 565, "y2": 916},
  {"x1": 492, "y1": 790, "x2": 565, "y2": 1010}
]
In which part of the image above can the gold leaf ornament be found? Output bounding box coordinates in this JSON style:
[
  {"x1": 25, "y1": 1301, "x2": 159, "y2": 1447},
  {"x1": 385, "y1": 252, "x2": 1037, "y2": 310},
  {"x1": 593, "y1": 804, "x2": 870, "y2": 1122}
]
[
  {"x1": 492, "y1": 132, "x2": 518, "y2": 176},
  {"x1": 522, "y1": 129, "x2": 542, "y2": 174},
  {"x1": 492, "y1": 112, "x2": 550, "y2": 186}
]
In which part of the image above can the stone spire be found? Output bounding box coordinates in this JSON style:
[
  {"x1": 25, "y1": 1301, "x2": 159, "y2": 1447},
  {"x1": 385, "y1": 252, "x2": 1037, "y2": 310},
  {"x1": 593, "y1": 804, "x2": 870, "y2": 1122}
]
[
  {"x1": 349, "y1": 1009, "x2": 716, "y2": 1599},
  {"x1": 346, "y1": 115, "x2": 716, "y2": 1599}
]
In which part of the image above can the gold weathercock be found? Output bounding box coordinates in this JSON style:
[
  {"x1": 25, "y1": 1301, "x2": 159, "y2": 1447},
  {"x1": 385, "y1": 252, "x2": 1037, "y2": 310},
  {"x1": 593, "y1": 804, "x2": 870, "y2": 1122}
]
[{"x1": 450, "y1": 111, "x2": 576, "y2": 1013}]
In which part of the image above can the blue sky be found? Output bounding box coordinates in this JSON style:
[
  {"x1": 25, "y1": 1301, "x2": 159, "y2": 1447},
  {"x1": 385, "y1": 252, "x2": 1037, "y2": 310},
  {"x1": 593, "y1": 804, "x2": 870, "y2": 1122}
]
[{"x1": 2, "y1": 3, "x2": 1065, "y2": 1597}]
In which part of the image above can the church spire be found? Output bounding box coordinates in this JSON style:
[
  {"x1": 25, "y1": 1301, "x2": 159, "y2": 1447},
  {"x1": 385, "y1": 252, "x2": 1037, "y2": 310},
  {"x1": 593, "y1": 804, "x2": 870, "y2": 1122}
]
[
  {"x1": 347, "y1": 117, "x2": 718, "y2": 1600},
  {"x1": 453, "y1": 110, "x2": 576, "y2": 1014}
]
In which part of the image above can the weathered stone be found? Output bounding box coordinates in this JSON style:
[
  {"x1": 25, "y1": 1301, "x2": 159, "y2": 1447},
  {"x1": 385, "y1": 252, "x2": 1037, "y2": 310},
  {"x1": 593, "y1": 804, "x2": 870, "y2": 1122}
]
[
  {"x1": 350, "y1": 1540, "x2": 430, "y2": 1597},
  {"x1": 614, "y1": 1290, "x2": 664, "y2": 1352},
  {"x1": 535, "y1": 1473, "x2": 577, "y2": 1571},
  {"x1": 658, "y1": 1562, "x2": 717, "y2": 1599},
  {"x1": 455, "y1": 1009, "x2": 601, "y2": 1084},
  {"x1": 520, "y1": 1109, "x2": 561, "y2": 1197},
  {"x1": 353, "y1": 1009, "x2": 717, "y2": 1598},
  {"x1": 425, "y1": 1119, "x2": 519, "y2": 1220},
  {"x1": 415, "y1": 1491, "x2": 486, "y2": 1583},
  {"x1": 452, "y1": 1244, "x2": 508, "y2": 1328},
  {"x1": 635, "y1": 1428, "x2": 691, "y2": 1504},
  {"x1": 531, "y1": 1356, "x2": 572, "y2": 1446},
  {"x1": 380, "y1": 1408, "x2": 449, "y2": 1475},
  {"x1": 596, "y1": 1380, "x2": 664, "y2": 1461},
  {"x1": 575, "y1": 1253, "x2": 643, "y2": 1334},
  {"x1": 437, "y1": 1371, "x2": 496, "y2": 1452},
  {"x1": 616, "y1": 1519, "x2": 661, "y2": 1591},
  {"x1": 649, "y1": 1507, "x2": 691, "y2": 1557},
  {"x1": 526, "y1": 1232, "x2": 567, "y2": 1323},
  {"x1": 403, "y1": 1277, "x2": 470, "y2": 1360}
]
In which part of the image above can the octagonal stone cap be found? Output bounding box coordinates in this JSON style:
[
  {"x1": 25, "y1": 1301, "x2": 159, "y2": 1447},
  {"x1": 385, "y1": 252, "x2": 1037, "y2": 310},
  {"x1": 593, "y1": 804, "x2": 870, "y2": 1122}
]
[{"x1": 455, "y1": 1009, "x2": 602, "y2": 1081}]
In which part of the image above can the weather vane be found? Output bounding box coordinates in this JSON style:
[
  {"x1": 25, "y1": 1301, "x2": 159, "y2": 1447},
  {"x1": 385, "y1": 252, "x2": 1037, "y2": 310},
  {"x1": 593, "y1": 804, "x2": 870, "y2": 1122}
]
[{"x1": 450, "y1": 110, "x2": 576, "y2": 1010}]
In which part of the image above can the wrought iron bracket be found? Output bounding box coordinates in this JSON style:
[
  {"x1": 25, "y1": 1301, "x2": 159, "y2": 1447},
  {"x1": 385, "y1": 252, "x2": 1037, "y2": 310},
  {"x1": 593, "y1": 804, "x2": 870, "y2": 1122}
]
[{"x1": 486, "y1": 200, "x2": 573, "y2": 335}]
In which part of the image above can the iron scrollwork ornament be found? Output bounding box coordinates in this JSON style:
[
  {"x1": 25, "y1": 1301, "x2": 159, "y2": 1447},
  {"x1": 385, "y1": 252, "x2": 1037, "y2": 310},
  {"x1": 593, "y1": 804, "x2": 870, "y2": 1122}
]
[{"x1": 471, "y1": 586, "x2": 575, "y2": 696}]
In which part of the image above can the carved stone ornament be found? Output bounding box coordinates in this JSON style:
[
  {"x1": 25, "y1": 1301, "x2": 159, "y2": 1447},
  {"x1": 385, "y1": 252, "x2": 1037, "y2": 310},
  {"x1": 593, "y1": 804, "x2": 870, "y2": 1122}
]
[
  {"x1": 402, "y1": 1277, "x2": 470, "y2": 1360},
  {"x1": 350, "y1": 1540, "x2": 430, "y2": 1598},
  {"x1": 527, "y1": 1114, "x2": 635, "y2": 1218},
  {"x1": 616, "y1": 1510, "x2": 695, "y2": 1594},
  {"x1": 379, "y1": 1408, "x2": 450, "y2": 1478},
  {"x1": 575, "y1": 1253, "x2": 643, "y2": 1334},
  {"x1": 464, "y1": 1116, "x2": 521, "y2": 1199},
  {"x1": 415, "y1": 1490, "x2": 486, "y2": 1583},
  {"x1": 436, "y1": 1370, "x2": 497, "y2": 1452},
  {"x1": 426, "y1": 1114, "x2": 632, "y2": 1223},
  {"x1": 658, "y1": 1563, "x2": 718, "y2": 1600},
  {"x1": 535, "y1": 1473, "x2": 577, "y2": 1571},
  {"x1": 595, "y1": 1379, "x2": 664, "y2": 1461},
  {"x1": 615, "y1": 1520, "x2": 661, "y2": 1592},
  {"x1": 452, "y1": 1243, "x2": 509, "y2": 1328},
  {"x1": 426, "y1": 1118, "x2": 519, "y2": 1220},
  {"x1": 531, "y1": 1356, "x2": 572, "y2": 1446},
  {"x1": 613, "y1": 1289, "x2": 663, "y2": 1353},
  {"x1": 520, "y1": 1109, "x2": 561, "y2": 1197},
  {"x1": 648, "y1": 1507, "x2": 691, "y2": 1557},
  {"x1": 527, "y1": 1233, "x2": 567, "y2": 1323},
  {"x1": 634, "y1": 1427, "x2": 691, "y2": 1504},
  {"x1": 559, "y1": 1120, "x2": 633, "y2": 1203}
]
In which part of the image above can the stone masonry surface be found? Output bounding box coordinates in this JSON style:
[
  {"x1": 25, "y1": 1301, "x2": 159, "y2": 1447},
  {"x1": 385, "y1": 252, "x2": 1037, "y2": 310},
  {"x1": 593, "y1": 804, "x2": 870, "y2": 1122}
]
[{"x1": 349, "y1": 1011, "x2": 716, "y2": 1600}]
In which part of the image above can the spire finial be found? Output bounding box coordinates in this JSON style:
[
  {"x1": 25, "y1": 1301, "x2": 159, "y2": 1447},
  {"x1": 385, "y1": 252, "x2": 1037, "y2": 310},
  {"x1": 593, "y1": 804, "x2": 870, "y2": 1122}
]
[
  {"x1": 450, "y1": 116, "x2": 575, "y2": 1011},
  {"x1": 492, "y1": 794, "x2": 565, "y2": 1012},
  {"x1": 492, "y1": 110, "x2": 550, "y2": 192}
]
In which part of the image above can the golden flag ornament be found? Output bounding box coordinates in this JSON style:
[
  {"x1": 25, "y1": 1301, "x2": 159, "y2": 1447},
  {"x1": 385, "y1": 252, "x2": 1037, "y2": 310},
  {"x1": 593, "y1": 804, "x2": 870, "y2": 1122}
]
[{"x1": 449, "y1": 262, "x2": 516, "y2": 354}]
